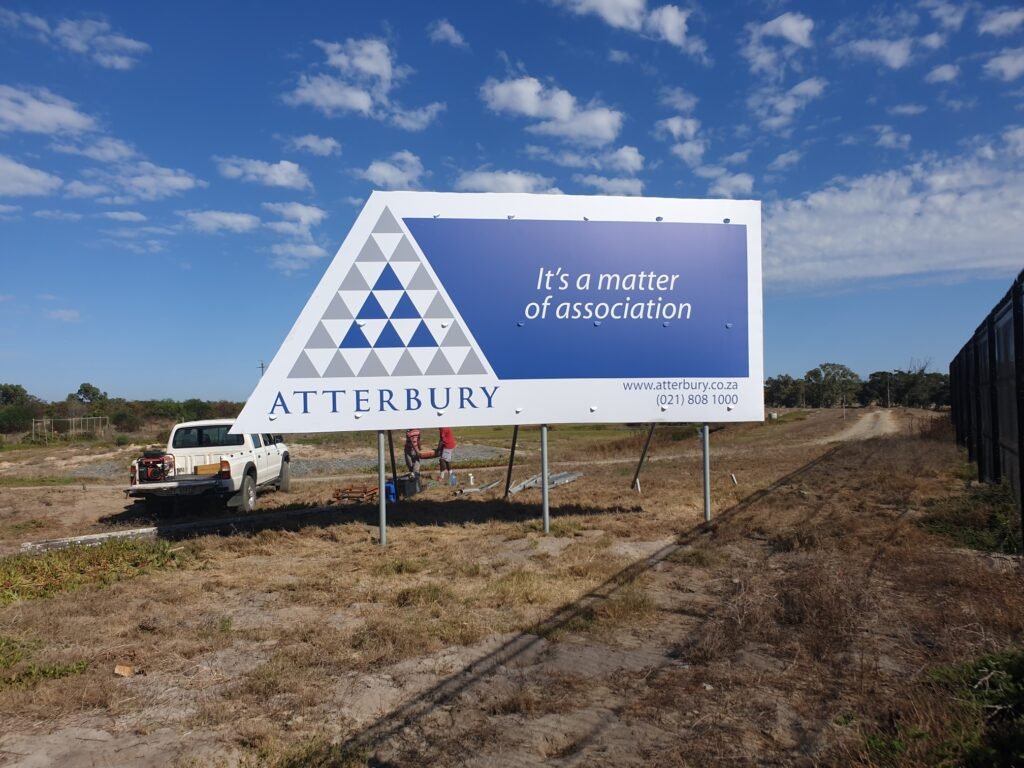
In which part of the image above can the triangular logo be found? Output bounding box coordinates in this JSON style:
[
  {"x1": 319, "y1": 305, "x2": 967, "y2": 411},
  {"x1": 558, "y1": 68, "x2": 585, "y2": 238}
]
[{"x1": 279, "y1": 201, "x2": 493, "y2": 381}]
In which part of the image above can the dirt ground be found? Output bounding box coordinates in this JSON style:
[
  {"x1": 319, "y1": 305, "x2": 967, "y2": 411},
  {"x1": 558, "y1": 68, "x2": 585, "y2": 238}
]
[{"x1": 0, "y1": 408, "x2": 1020, "y2": 767}]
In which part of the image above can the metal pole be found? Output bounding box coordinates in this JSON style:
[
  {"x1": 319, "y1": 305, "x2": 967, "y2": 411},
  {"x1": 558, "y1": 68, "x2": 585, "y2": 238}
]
[
  {"x1": 503, "y1": 425, "x2": 520, "y2": 498},
  {"x1": 541, "y1": 424, "x2": 550, "y2": 534},
  {"x1": 631, "y1": 423, "x2": 656, "y2": 492},
  {"x1": 377, "y1": 431, "x2": 387, "y2": 546},
  {"x1": 702, "y1": 423, "x2": 711, "y2": 523}
]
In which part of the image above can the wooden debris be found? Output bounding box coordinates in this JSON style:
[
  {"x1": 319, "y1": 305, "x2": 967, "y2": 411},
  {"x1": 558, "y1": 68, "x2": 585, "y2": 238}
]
[
  {"x1": 332, "y1": 485, "x2": 379, "y2": 504},
  {"x1": 114, "y1": 664, "x2": 142, "y2": 677}
]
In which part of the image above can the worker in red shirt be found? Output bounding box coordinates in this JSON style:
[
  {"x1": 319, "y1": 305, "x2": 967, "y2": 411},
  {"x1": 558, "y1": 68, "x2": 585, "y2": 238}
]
[{"x1": 437, "y1": 426, "x2": 456, "y2": 480}]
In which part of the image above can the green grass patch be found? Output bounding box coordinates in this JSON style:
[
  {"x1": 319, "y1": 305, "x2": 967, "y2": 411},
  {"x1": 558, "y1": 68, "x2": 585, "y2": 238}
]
[
  {"x1": 0, "y1": 539, "x2": 183, "y2": 604},
  {"x1": 917, "y1": 481, "x2": 1022, "y2": 554},
  {"x1": 0, "y1": 635, "x2": 88, "y2": 691}
]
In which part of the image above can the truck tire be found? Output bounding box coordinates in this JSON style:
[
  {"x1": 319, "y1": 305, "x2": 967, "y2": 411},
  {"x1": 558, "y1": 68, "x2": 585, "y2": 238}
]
[
  {"x1": 239, "y1": 473, "x2": 257, "y2": 513},
  {"x1": 277, "y1": 460, "x2": 291, "y2": 493}
]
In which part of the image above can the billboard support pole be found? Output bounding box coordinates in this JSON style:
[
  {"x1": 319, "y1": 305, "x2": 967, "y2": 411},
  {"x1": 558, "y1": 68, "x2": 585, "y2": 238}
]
[
  {"x1": 504, "y1": 425, "x2": 520, "y2": 499},
  {"x1": 631, "y1": 423, "x2": 656, "y2": 492},
  {"x1": 541, "y1": 424, "x2": 550, "y2": 534},
  {"x1": 702, "y1": 424, "x2": 711, "y2": 522},
  {"x1": 377, "y1": 431, "x2": 387, "y2": 546}
]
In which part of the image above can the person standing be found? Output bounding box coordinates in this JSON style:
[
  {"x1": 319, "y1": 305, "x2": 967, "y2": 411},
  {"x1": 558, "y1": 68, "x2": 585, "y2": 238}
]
[
  {"x1": 404, "y1": 428, "x2": 422, "y2": 475},
  {"x1": 437, "y1": 426, "x2": 456, "y2": 480}
]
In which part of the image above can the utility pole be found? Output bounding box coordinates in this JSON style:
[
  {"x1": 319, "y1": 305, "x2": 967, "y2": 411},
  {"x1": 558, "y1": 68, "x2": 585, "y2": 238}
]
[{"x1": 257, "y1": 360, "x2": 266, "y2": 377}]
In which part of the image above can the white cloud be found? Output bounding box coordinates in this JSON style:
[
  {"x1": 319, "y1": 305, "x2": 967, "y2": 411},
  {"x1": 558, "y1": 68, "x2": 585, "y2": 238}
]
[
  {"x1": 64, "y1": 180, "x2": 108, "y2": 198},
  {"x1": 344, "y1": 196, "x2": 365, "y2": 206},
  {"x1": 1005, "y1": 126, "x2": 1024, "y2": 156},
  {"x1": 985, "y1": 48, "x2": 1024, "y2": 82},
  {"x1": 655, "y1": 115, "x2": 700, "y2": 140},
  {"x1": 428, "y1": 19, "x2": 467, "y2": 47},
  {"x1": 0, "y1": 155, "x2": 62, "y2": 196},
  {"x1": 0, "y1": 204, "x2": 21, "y2": 217},
  {"x1": 549, "y1": 0, "x2": 706, "y2": 57},
  {"x1": 0, "y1": 85, "x2": 95, "y2": 134},
  {"x1": 919, "y1": 32, "x2": 945, "y2": 49},
  {"x1": 764, "y1": 146, "x2": 1024, "y2": 286},
  {"x1": 742, "y1": 12, "x2": 814, "y2": 79},
  {"x1": 51, "y1": 136, "x2": 135, "y2": 162},
  {"x1": 285, "y1": 37, "x2": 444, "y2": 131},
  {"x1": 46, "y1": 309, "x2": 80, "y2": 322},
  {"x1": 102, "y1": 210, "x2": 145, "y2": 221},
  {"x1": 481, "y1": 76, "x2": 623, "y2": 145},
  {"x1": 843, "y1": 38, "x2": 914, "y2": 69},
  {"x1": 722, "y1": 150, "x2": 750, "y2": 165},
  {"x1": 608, "y1": 49, "x2": 631, "y2": 63},
  {"x1": 113, "y1": 162, "x2": 205, "y2": 201},
  {"x1": 33, "y1": 209, "x2": 81, "y2": 221},
  {"x1": 659, "y1": 86, "x2": 698, "y2": 112},
  {"x1": 454, "y1": 169, "x2": 558, "y2": 193},
  {"x1": 285, "y1": 73, "x2": 374, "y2": 115},
  {"x1": 0, "y1": 10, "x2": 149, "y2": 69},
  {"x1": 389, "y1": 102, "x2": 446, "y2": 131},
  {"x1": 182, "y1": 210, "x2": 262, "y2": 233},
  {"x1": 980, "y1": 8, "x2": 1024, "y2": 36},
  {"x1": 287, "y1": 134, "x2": 340, "y2": 156},
  {"x1": 708, "y1": 172, "x2": 754, "y2": 198},
  {"x1": 262, "y1": 202, "x2": 327, "y2": 239},
  {"x1": 216, "y1": 156, "x2": 312, "y2": 190},
  {"x1": 919, "y1": 0, "x2": 967, "y2": 31},
  {"x1": 874, "y1": 125, "x2": 912, "y2": 150},
  {"x1": 768, "y1": 149, "x2": 802, "y2": 170},
  {"x1": 747, "y1": 77, "x2": 827, "y2": 132},
  {"x1": 888, "y1": 103, "x2": 927, "y2": 115},
  {"x1": 270, "y1": 242, "x2": 329, "y2": 273},
  {"x1": 356, "y1": 150, "x2": 425, "y2": 190},
  {"x1": 525, "y1": 144, "x2": 644, "y2": 173},
  {"x1": 574, "y1": 174, "x2": 643, "y2": 195},
  {"x1": 925, "y1": 63, "x2": 959, "y2": 82},
  {"x1": 671, "y1": 139, "x2": 706, "y2": 167}
]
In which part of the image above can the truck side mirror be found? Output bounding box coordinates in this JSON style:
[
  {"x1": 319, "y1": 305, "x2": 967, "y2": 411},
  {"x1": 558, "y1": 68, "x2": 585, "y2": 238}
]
[{"x1": 274, "y1": 435, "x2": 283, "y2": 444}]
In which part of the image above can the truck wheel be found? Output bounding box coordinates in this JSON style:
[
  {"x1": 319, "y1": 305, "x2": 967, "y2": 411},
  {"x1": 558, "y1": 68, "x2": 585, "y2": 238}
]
[
  {"x1": 239, "y1": 474, "x2": 257, "y2": 513},
  {"x1": 278, "y1": 461, "x2": 291, "y2": 493}
]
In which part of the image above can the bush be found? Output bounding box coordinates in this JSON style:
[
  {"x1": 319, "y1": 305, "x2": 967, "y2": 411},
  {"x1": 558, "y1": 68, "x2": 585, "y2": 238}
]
[
  {"x1": 114, "y1": 434, "x2": 130, "y2": 446},
  {"x1": 111, "y1": 409, "x2": 141, "y2": 432}
]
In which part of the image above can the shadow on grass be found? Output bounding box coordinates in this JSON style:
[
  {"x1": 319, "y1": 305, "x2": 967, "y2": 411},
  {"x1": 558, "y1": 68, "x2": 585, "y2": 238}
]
[
  {"x1": 273, "y1": 446, "x2": 846, "y2": 766},
  {"x1": 94, "y1": 496, "x2": 644, "y2": 544}
]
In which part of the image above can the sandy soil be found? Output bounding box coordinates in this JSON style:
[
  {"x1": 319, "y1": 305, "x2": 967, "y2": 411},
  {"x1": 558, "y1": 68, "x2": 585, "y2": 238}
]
[{"x1": 0, "y1": 407, "x2": 1001, "y2": 768}]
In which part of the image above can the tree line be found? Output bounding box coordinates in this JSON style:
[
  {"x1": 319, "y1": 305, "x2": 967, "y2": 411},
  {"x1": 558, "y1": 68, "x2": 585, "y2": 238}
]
[
  {"x1": 765, "y1": 363, "x2": 950, "y2": 409},
  {"x1": 0, "y1": 382, "x2": 243, "y2": 435}
]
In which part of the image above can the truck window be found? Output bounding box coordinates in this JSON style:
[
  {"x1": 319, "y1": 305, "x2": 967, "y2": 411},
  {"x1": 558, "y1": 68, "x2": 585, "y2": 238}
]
[
  {"x1": 251, "y1": 434, "x2": 262, "y2": 448},
  {"x1": 172, "y1": 425, "x2": 245, "y2": 449},
  {"x1": 262, "y1": 433, "x2": 274, "y2": 447}
]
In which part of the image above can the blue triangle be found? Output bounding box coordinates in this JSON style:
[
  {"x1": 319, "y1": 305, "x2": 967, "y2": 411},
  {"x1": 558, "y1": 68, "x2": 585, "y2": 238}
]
[
  {"x1": 373, "y1": 264, "x2": 403, "y2": 291},
  {"x1": 407, "y1": 321, "x2": 438, "y2": 348},
  {"x1": 374, "y1": 321, "x2": 405, "y2": 348},
  {"x1": 339, "y1": 324, "x2": 371, "y2": 349},
  {"x1": 390, "y1": 292, "x2": 420, "y2": 319},
  {"x1": 356, "y1": 293, "x2": 388, "y2": 319}
]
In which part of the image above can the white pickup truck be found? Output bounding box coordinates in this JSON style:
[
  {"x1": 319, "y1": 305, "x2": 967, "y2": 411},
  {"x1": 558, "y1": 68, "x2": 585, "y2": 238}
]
[{"x1": 126, "y1": 420, "x2": 290, "y2": 512}]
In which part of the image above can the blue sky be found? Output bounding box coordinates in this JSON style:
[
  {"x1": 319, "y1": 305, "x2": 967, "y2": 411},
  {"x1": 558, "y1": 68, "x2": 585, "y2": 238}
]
[{"x1": 1, "y1": 0, "x2": 1022, "y2": 401}]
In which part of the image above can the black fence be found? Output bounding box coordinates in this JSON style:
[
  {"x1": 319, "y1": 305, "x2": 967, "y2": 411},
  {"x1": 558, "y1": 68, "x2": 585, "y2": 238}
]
[{"x1": 950, "y1": 270, "x2": 1024, "y2": 522}]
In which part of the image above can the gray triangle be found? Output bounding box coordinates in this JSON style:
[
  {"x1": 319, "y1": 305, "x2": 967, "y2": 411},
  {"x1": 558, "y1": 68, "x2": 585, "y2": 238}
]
[
  {"x1": 389, "y1": 236, "x2": 420, "y2": 262},
  {"x1": 424, "y1": 293, "x2": 454, "y2": 319},
  {"x1": 288, "y1": 352, "x2": 319, "y2": 378},
  {"x1": 340, "y1": 267, "x2": 369, "y2": 290},
  {"x1": 323, "y1": 351, "x2": 355, "y2": 377},
  {"x1": 359, "y1": 350, "x2": 389, "y2": 377},
  {"x1": 458, "y1": 349, "x2": 487, "y2": 375},
  {"x1": 306, "y1": 322, "x2": 337, "y2": 349},
  {"x1": 441, "y1": 322, "x2": 470, "y2": 348},
  {"x1": 406, "y1": 265, "x2": 436, "y2": 290},
  {"x1": 323, "y1": 292, "x2": 353, "y2": 319},
  {"x1": 373, "y1": 208, "x2": 403, "y2": 234},
  {"x1": 392, "y1": 349, "x2": 421, "y2": 376},
  {"x1": 425, "y1": 349, "x2": 455, "y2": 375},
  {"x1": 357, "y1": 237, "x2": 387, "y2": 262}
]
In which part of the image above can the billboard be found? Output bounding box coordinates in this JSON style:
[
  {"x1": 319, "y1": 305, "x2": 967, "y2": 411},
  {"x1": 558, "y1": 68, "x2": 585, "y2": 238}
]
[{"x1": 233, "y1": 192, "x2": 763, "y2": 433}]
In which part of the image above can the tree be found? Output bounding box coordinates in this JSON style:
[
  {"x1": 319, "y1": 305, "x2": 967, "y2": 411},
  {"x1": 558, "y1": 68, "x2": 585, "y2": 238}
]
[
  {"x1": 804, "y1": 363, "x2": 861, "y2": 408},
  {"x1": 72, "y1": 383, "x2": 107, "y2": 405},
  {"x1": 0, "y1": 383, "x2": 29, "y2": 406},
  {"x1": 765, "y1": 375, "x2": 804, "y2": 407}
]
